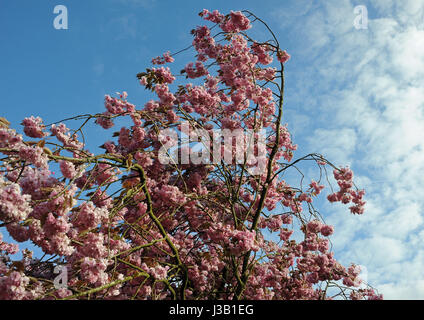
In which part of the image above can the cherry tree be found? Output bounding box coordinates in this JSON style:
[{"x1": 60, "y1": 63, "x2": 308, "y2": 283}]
[{"x1": 0, "y1": 9, "x2": 382, "y2": 300}]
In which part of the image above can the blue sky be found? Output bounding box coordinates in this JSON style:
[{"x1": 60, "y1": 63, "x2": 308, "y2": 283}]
[{"x1": 1, "y1": 0, "x2": 424, "y2": 299}]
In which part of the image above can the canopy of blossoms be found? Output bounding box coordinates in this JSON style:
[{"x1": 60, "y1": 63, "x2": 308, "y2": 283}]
[{"x1": 0, "y1": 9, "x2": 381, "y2": 300}]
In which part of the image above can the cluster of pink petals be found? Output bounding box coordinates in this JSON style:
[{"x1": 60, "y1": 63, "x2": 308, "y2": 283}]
[
  {"x1": 0, "y1": 232, "x2": 19, "y2": 255},
  {"x1": 18, "y1": 145, "x2": 48, "y2": 169},
  {"x1": 0, "y1": 128, "x2": 23, "y2": 149},
  {"x1": 80, "y1": 257, "x2": 108, "y2": 285},
  {"x1": 151, "y1": 51, "x2": 174, "y2": 65},
  {"x1": 310, "y1": 180, "x2": 325, "y2": 195},
  {"x1": 95, "y1": 113, "x2": 115, "y2": 129},
  {"x1": 0, "y1": 271, "x2": 31, "y2": 300},
  {"x1": 141, "y1": 263, "x2": 169, "y2": 280},
  {"x1": 229, "y1": 229, "x2": 259, "y2": 254},
  {"x1": 155, "y1": 84, "x2": 176, "y2": 107},
  {"x1": 50, "y1": 123, "x2": 84, "y2": 150},
  {"x1": 153, "y1": 184, "x2": 187, "y2": 206},
  {"x1": 199, "y1": 9, "x2": 225, "y2": 24},
  {"x1": 71, "y1": 201, "x2": 108, "y2": 231},
  {"x1": 0, "y1": 178, "x2": 32, "y2": 222},
  {"x1": 59, "y1": 160, "x2": 77, "y2": 179},
  {"x1": 350, "y1": 288, "x2": 383, "y2": 300},
  {"x1": 152, "y1": 66, "x2": 176, "y2": 84},
  {"x1": 21, "y1": 116, "x2": 48, "y2": 138},
  {"x1": 327, "y1": 167, "x2": 366, "y2": 214},
  {"x1": 277, "y1": 50, "x2": 291, "y2": 64},
  {"x1": 305, "y1": 220, "x2": 334, "y2": 237},
  {"x1": 221, "y1": 11, "x2": 252, "y2": 33},
  {"x1": 184, "y1": 61, "x2": 209, "y2": 79}
]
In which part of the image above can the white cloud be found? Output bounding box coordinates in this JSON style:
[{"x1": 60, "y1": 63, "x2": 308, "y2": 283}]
[
  {"x1": 277, "y1": 0, "x2": 424, "y2": 298},
  {"x1": 307, "y1": 128, "x2": 357, "y2": 165},
  {"x1": 349, "y1": 236, "x2": 408, "y2": 265},
  {"x1": 111, "y1": 14, "x2": 138, "y2": 40}
]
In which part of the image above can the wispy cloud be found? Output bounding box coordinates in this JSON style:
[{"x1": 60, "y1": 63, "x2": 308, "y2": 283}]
[
  {"x1": 111, "y1": 14, "x2": 138, "y2": 40},
  {"x1": 276, "y1": 0, "x2": 424, "y2": 299}
]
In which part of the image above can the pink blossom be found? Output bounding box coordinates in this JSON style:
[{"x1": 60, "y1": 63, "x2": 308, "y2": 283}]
[
  {"x1": 154, "y1": 184, "x2": 186, "y2": 206},
  {"x1": 152, "y1": 51, "x2": 174, "y2": 65},
  {"x1": 306, "y1": 220, "x2": 322, "y2": 234},
  {"x1": 298, "y1": 192, "x2": 312, "y2": 203},
  {"x1": 310, "y1": 180, "x2": 325, "y2": 195},
  {"x1": 79, "y1": 233, "x2": 108, "y2": 259},
  {"x1": 18, "y1": 145, "x2": 48, "y2": 168},
  {"x1": 21, "y1": 116, "x2": 48, "y2": 138},
  {"x1": 320, "y1": 225, "x2": 334, "y2": 237},
  {"x1": 221, "y1": 11, "x2": 252, "y2": 33},
  {"x1": 71, "y1": 201, "x2": 108, "y2": 231},
  {"x1": 327, "y1": 193, "x2": 339, "y2": 202},
  {"x1": 277, "y1": 50, "x2": 291, "y2": 64},
  {"x1": 0, "y1": 128, "x2": 23, "y2": 148},
  {"x1": 199, "y1": 9, "x2": 224, "y2": 24},
  {"x1": 95, "y1": 112, "x2": 115, "y2": 129},
  {"x1": 0, "y1": 271, "x2": 30, "y2": 300},
  {"x1": 150, "y1": 265, "x2": 169, "y2": 280},
  {"x1": 252, "y1": 43, "x2": 273, "y2": 65},
  {"x1": 0, "y1": 235, "x2": 19, "y2": 255},
  {"x1": 80, "y1": 257, "x2": 108, "y2": 285},
  {"x1": 43, "y1": 213, "x2": 71, "y2": 236},
  {"x1": 155, "y1": 84, "x2": 176, "y2": 106},
  {"x1": 0, "y1": 180, "x2": 32, "y2": 222},
  {"x1": 59, "y1": 160, "x2": 77, "y2": 179},
  {"x1": 139, "y1": 76, "x2": 148, "y2": 86},
  {"x1": 152, "y1": 66, "x2": 175, "y2": 84},
  {"x1": 230, "y1": 229, "x2": 259, "y2": 254},
  {"x1": 279, "y1": 228, "x2": 293, "y2": 241},
  {"x1": 50, "y1": 123, "x2": 84, "y2": 149},
  {"x1": 184, "y1": 61, "x2": 209, "y2": 79}
]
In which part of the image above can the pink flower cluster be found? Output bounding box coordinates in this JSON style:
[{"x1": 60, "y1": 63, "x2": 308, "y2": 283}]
[
  {"x1": 141, "y1": 263, "x2": 169, "y2": 280},
  {"x1": 0, "y1": 271, "x2": 31, "y2": 300},
  {"x1": 184, "y1": 61, "x2": 209, "y2": 79},
  {"x1": 96, "y1": 94, "x2": 139, "y2": 130},
  {"x1": 0, "y1": 232, "x2": 19, "y2": 255},
  {"x1": 251, "y1": 43, "x2": 273, "y2": 65},
  {"x1": 0, "y1": 128, "x2": 23, "y2": 149},
  {"x1": 80, "y1": 257, "x2": 108, "y2": 285},
  {"x1": 0, "y1": 178, "x2": 32, "y2": 222},
  {"x1": 21, "y1": 116, "x2": 48, "y2": 138},
  {"x1": 151, "y1": 51, "x2": 174, "y2": 65},
  {"x1": 306, "y1": 220, "x2": 334, "y2": 237},
  {"x1": 152, "y1": 67, "x2": 176, "y2": 84},
  {"x1": 221, "y1": 11, "x2": 252, "y2": 33},
  {"x1": 71, "y1": 201, "x2": 108, "y2": 231},
  {"x1": 50, "y1": 123, "x2": 84, "y2": 150},
  {"x1": 59, "y1": 160, "x2": 77, "y2": 179},
  {"x1": 153, "y1": 184, "x2": 187, "y2": 206},
  {"x1": 199, "y1": 9, "x2": 225, "y2": 24},
  {"x1": 155, "y1": 84, "x2": 176, "y2": 107},
  {"x1": 350, "y1": 288, "x2": 383, "y2": 300},
  {"x1": 95, "y1": 114, "x2": 115, "y2": 129},
  {"x1": 18, "y1": 145, "x2": 48, "y2": 169},
  {"x1": 310, "y1": 180, "x2": 325, "y2": 195},
  {"x1": 229, "y1": 229, "x2": 259, "y2": 255},
  {"x1": 327, "y1": 167, "x2": 366, "y2": 214},
  {"x1": 277, "y1": 50, "x2": 291, "y2": 64}
]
